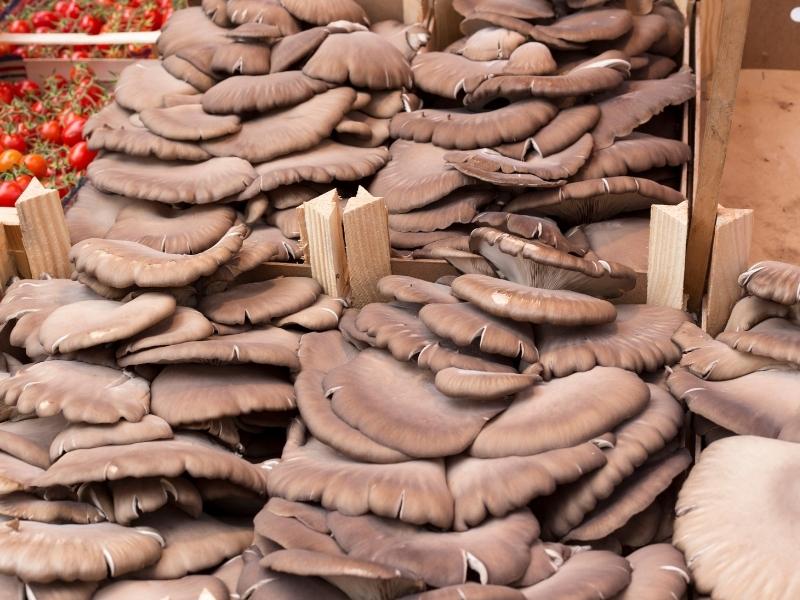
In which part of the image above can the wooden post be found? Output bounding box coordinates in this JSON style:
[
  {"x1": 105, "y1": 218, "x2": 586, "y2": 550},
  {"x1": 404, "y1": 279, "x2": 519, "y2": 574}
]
[
  {"x1": 0, "y1": 226, "x2": 17, "y2": 294},
  {"x1": 342, "y1": 187, "x2": 392, "y2": 308},
  {"x1": 301, "y1": 190, "x2": 349, "y2": 298},
  {"x1": 684, "y1": 0, "x2": 751, "y2": 313},
  {"x1": 701, "y1": 206, "x2": 753, "y2": 336},
  {"x1": 647, "y1": 202, "x2": 689, "y2": 309}
]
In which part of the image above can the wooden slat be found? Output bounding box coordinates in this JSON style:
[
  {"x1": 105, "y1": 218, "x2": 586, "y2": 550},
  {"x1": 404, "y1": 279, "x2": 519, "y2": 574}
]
[
  {"x1": 14, "y1": 178, "x2": 72, "y2": 279},
  {"x1": 684, "y1": 0, "x2": 751, "y2": 313},
  {"x1": 301, "y1": 190, "x2": 349, "y2": 298},
  {"x1": 390, "y1": 258, "x2": 458, "y2": 281},
  {"x1": 700, "y1": 206, "x2": 753, "y2": 336},
  {"x1": 342, "y1": 188, "x2": 392, "y2": 308},
  {"x1": 0, "y1": 31, "x2": 160, "y2": 46},
  {"x1": 0, "y1": 225, "x2": 17, "y2": 293},
  {"x1": 647, "y1": 202, "x2": 689, "y2": 309}
]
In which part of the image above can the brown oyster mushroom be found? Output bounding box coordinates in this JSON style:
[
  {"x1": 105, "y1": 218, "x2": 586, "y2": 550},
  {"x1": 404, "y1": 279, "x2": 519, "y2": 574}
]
[
  {"x1": 163, "y1": 55, "x2": 218, "y2": 92},
  {"x1": 520, "y1": 550, "x2": 632, "y2": 600},
  {"x1": 211, "y1": 41, "x2": 271, "y2": 76},
  {"x1": 576, "y1": 133, "x2": 691, "y2": 179},
  {"x1": 35, "y1": 433, "x2": 269, "y2": 494},
  {"x1": 370, "y1": 141, "x2": 476, "y2": 213},
  {"x1": 269, "y1": 422, "x2": 453, "y2": 528},
  {"x1": 269, "y1": 183, "x2": 321, "y2": 209},
  {"x1": 353, "y1": 303, "x2": 439, "y2": 362},
  {"x1": 738, "y1": 260, "x2": 800, "y2": 305},
  {"x1": 434, "y1": 368, "x2": 538, "y2": 400},
  {"x1": 667, "y1": 367, "x2": 800, "y2": 440},
  {"x1": 0, "y1": 492, "x2": 104, "y2": 524},
  {"x1": 65, "y1": 183, "x2": 138, "y2": 244},
  {"x1": 537, "y1": 8, "x2": 633, "y2": 43},
  {"x1": 378, "y1": 275, "x2": 459, "y2": 305},
  {"x1": 360, "y1": 90, "x2": 419, "y2": 120},
  {"x1": 49, "y1": 415, "x2": 173, "y2": 462},
  {"x1": 266, "y1": 207, "x2": 300, "y2": 239},
  {"x1": 0, "y1": 451, "x2": 44, "y2": 494},
  {"x1": 303, "y1": 32, "x2": 412, "y2": 90},
  {"x1": 88, "y1": 154, "x2": 256, "y2": 204},
  {"x1": 495, "y1": 105, "x2": 601, "y2": 161},
  {"x1": 453, "y1": 0, "x2": 554, "y2": 19},
  {"x1": 114, "y1": 62, "x2": 198, "y2": 112},
  {"x1": 281, "y1": 0, "x2": 367, "y2": 24},
  {"x1": 254, "y1": 498, "x2": 343, "y2": 556},
  {"x1": 725, "y1": 295, "x2": 790, "y2": 332},
  {"x1": 324, "y1": 348, "x2": 507, "y2": 457},
  {"x1": 537, "y1": 304, "x2": 687, "y2": 378},
  {"x1": 405, "y1": 583, "x2": 524, "y2": 599},
  {"x1": 456, "y1": 27, "x2": 526, "y2": 61},
  {"x1": 38, "y1": 293, "x2": 175, "y2": 354},
  {"x1": 718, "y1": 317, "x2": 800, "y2": 365},
  {"x1": 473, "y1": 213, "x2": 585, "y2": 255},
  {"x1": 411, "y1": 52, "x2": 507, "y2": 99},
  {"x1": 202, "y1": 71, "x2": 331, "y2": 115},
  {"x1": 448, "y1": 441, "x2": 606, "y2": 530},
  {"x1": 593, "y1": 67, "x2": 695, "y2": 149},
  {"x1": 296, "y1": 331, "x2": 411, "y2": 463},
  {"x1": 419, "y1": 302, "x2": 537, "y2": 361},
  {"x1": 471, "y1": 367, "x2": 648, "y2": 458},
  {"x1": 226, "y1": 0, "x2": 299, "y2": 32},
  {"x1": 371, "y1": 20, "x2": 429, "y2": 61},
  {"x1": 157, "y1": 7, "x2": 230, "y2": 56},
  {"x1": 274, "y1": 295, "x2": 345, "y2": 331},
  {"x1": 151, "y1": 364, "x2": 294, "y2": 425},
  {"x1": 451, "y1": 273, "x2": 616, "y2": 325},
  {"x1": 600, "y1": 12, "x2": 669, "y2": 58},
  {"x1": 0, "y1": 519, "x2": 164, "y2": 582},
  {"x1": 226, "y1": 21, "x2": 281, "y2": 41},
  {"x1": 507, "y1": 176, "x2": 685, "y2": 226},
  {"x1": 117, "y1": 307, "x2": 214, "y2": 356},
  {"x1": 242, "y1": 141, "x2": 389, "y2": 196},
  {"x1": 390, "y1": 100, "x2": 557, "y2": 150},
  {"x1": 174, "y1": 44, "x2": 218, "y2": 78},
  {"x1": 199, "y1": 277, "x2": 321, "y2": 325},
  {"x1": 391, "y1": 229, "x2": 467, "y2": 250},
  {"x1": 269, "y1": 26, "x2": 331, "y2": 73},
  {"x1": 95, "y1": 575, "x2": 230, "y2": 600},
  {"x1": 0, "y1": 416, "x2": 65, "y2": 470},
  {"x1": 139, "y1": 104, "x2": 240, "y2": 141},
  {"x1": 201, "y1": 0, "x2": 229, "y2": 25},
  {"x1": 328, "y1": 509, "x2": 539, "y2": 587},
  {"x1": 71, "y1": 225, "x2": 244, "y2": 289},
  {"x1": 0, "y1": 361, "x2": 149, "y2": 424},
  {"x1": 503, "y1": 41, "x2": 557, "y2": 76},
  {"x1": 616, "y1": 544, "x2": 689, "y2": 600},
  {"x1": 673, "y1": 436, "x2": 800, "y2": 598},
  {"x1": 261, "y1": 548, "x2": 424, "y2": 599},
  {"x1": 388, "y1": 190, "x2": 492, "y2": 234},
  {"x1": 335, "y1": 111, "x2": 391, "y2": 148},
  {"x1": 105, "y1": 477, "x2": 202, "y2": 525},
  {"x1": 470, "y1": 227, "x2": 636, "y2": 298},
  {"x1": 118, "y1": 327, "x2": 301, "y2": 369},
  {"x1": 203, "y1": 88, "x2": 355, "y2": 163},
  {"x1": 564, "y1": 449, "x2": 691, "y2": 541},
  {"x1": 577, "y1": 217, "x2": 649, "y2": 273}
]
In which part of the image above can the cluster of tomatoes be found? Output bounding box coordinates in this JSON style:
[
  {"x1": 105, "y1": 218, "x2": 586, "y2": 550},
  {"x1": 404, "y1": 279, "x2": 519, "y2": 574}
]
[
  {"x1": 0, "y1": 64, "x2": 108, "y2": 207},
  {"x1": 0, "y1": 0, "x2": 184, "y2": 59}
]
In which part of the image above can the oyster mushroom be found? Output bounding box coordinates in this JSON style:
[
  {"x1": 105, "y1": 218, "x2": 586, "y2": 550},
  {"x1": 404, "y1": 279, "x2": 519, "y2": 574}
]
[
  {"x1": 139, "y1": 104, "x2": 241, "y2": 141},
  {"x1": 114, "y1": 62, "x2": 198, "y2": 112},
  {"x1": 202, "y1": 71, "x2": 332, "y2": 115}
]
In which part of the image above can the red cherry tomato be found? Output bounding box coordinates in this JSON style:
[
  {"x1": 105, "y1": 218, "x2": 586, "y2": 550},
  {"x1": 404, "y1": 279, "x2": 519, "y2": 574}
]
[
  {"x1": 59, "y1": 108, "x2": 83, "y2": 128},
  {"x1": 61, "y1": 117, "x2": 87, "y2": 146},
  {"x1": 128, "y1": 0, "x2": 142, "y2": 7},
  {"x1": 0, "y1": 43, "x2": 14, "y2": 56},
  {"x1": 30, "y1": 100, "x2": 45, "y2": 114},
  {"x1": 32, "y1": 11, "x2": 59, "y2": 29},
  {"x1": 77, "y1": 83, "x2": 104, "y2": 107},
  {"x1": 78, "y1": 14, "x2": 104, "y2": 35},
  {"x1": 63, "y1": 1, "x2": 81, "y2": 19},
  {"x1": 15, "y1": 174, "x2": 32, "y2": 190},
  {"x1": 0, "y1": 85, "x2": 13, "y2": 104},
  {"x1": 38, "y1": 120, "x2": 63, "y2": 144},
  {"x1": 8, "y1": 20, "x2": 32, "y2": 34},
  {"x1": 1, "y1": 134, "x2": 26, "y2": 153},
  {"x1": 142, "y1": 8, "x2": 163, "y2": 30},
  {"x1": 0, "y1": 182, "x2": 23, "y2": 207},
  {"x1": 68, "y1": 141, "x2": 97, "y2": 171},
  {"x1": 23, "y1": 154, "x2": 48, "y2": 178},
  {"x1": 71, "y1": 50, "x2": 90, "y2": 60},
  {"x1": 54, "y1": 0, "x2": 71, "y2": 16},
  {"x1": 17, "y1": 79, "x2": 39, "y2": 96},
  {"x1": 127, "y1": 43, "x2": 150, "y2": 57},
  {"x1": 51, "y1": 74, "x2": 68, "y2": 89}
]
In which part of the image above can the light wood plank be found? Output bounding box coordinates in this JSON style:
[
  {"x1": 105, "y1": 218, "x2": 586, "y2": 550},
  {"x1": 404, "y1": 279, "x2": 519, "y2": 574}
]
[
  {"x1": 684, "y1": 0, "x2": 751, "y2": 313},
  {"x1": 14, "y1": 178, "x2": 72, "y2": 279},
  {"x1": 647, "y1": 202, "x2": 689, "y2": 309},
  {"x1": 701, "y1": 206, "x2": 752, "y2": 336},
  {"x1": 342, "y1": 188, "x2": 392, "y2": 308},
  {"x1": 301, "y1": 190, "x2": 349, "y2": 298},
  {"x1": 0, "y1": 225, "x2": 17, "y2": 293}
]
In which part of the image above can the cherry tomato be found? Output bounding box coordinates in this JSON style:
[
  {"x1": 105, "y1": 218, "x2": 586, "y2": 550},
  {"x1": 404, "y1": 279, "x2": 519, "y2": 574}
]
[
  {"x1": 59, "y1": 108, "x2": 83, "y2": 128},
  {"x1": 15, "y1": 174, "x2": 32, "y2": 190},
  {"x1": 78, "y1": 14, "x2": 104, "y2": 35},
  {"x1": 32, "y1": 11, "x2": 59, "y2": 29},
  {"x1": 0, "y1": 149, "x2": 24, "y2": 172},
  {"x1": 63, "y1": 1, "x2": 81, "y2": 19},
  {"x1": 30, "y1": 100, "x2": 45, "y2": 114},
  {"x1": 1, "y1": 134, "x2": 26, "y2": 153},
  {"x1": 0, "y1": 182, "x2": 23, "y2": 207},
  {"x1": 68, "y1": 141, "x2": 97, "y2": 171},
  {"x1": 62, "y1": 117, "x2": 87, "y2": 146},
  {"x1": 162, "y1": 7, "x2": 174, "y2": 23},
  {"x1": 142, "y1": 8, "x2": 163, "y2": 30},
  {"x1": 0, "y1": 43, "x2": 14, "y2": 56},
  {"x1": 51, "y1": 74, "x2": 68, "y2": 89},
  {"x1": 57, "y1": 186, "x2": 68, "y2": 199},
  {"x1": 0, "y1": 85, "x2": 13, "y2": 104},
  {"x1": 54, "y1": 0, "x2": 71, "y2": 17},
  {"x1": 77, "y1": 83, "x2": 104, "y2": 107},
  {"x1": 128, "y1": 0, "x2": 142, "y2": 7},
  {"x1": 69, "y1": 64, "x2": 93, "y2": 81},
  {"x1": 71, "y1": 50, "x2": 90, "y2": 60},
  {"x1": 8, "y1": 20, "x2": 32, "y2": 34},
  {"x1": 15, "y1": 124, "x2": 32, "y2": 137},
  {"x1": 127, "y1": 44, "x2": 150, "y2": 57},
  {"x1": 23, "y1": 154, "x2": 48, "y2": 178},
  {"x1": 38, "y1": 120, "x2": 63, "y2": 144},
  {"x1": 17, "y1": 79, "x2": 39, "y2": 96}
]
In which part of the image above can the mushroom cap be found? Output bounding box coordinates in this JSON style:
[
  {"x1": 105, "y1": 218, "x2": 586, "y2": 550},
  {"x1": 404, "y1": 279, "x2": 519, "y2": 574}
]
[
  {"x1": 202, "y1": 71, "x2": 332, "y2": 115},
  {"x1": 199, "y1": 277, "x2": 322, "y2": 325},
  {"x1": 236, "y1": 548, "x2": 349, "y2": 599},
  {"x1": 506, "y1": 105, "x2": 602, "y2": 161},
  {"x1": 117, "y1": 327, "x2": 301, "y2": 369},
  {"x1": 0, "y1": 520, "x2": 163, "y2": 583},
  {"x1": 724, "y1": 295, "x2": 789, "y2": 333},
  {"x1": 453, "y1": 0, "x2": 554, "y2": 19},
  {"x1": 324, "y1": 348, "x2": 507, "y2": 457},
  {"x1": 226, "y1": 0, "x2": 299, "y2": 31},
  {"x1": 49, "y1": 415, "x2": 173, "y2": 462},
  {"x1": 303, "y1": 31, "x2": 412, "y2": 90},
  {"x1": 410, "y1": 52, "x2": 507, "y2": 99},
  {"x1": 0, "y1": 451, "x2": 44, "y2": 495},
  {"x1": 537, "y1": 8, "x2": 633, "y2": 43},
  {"x1": 473, "y1": 212, "x2": 586, "y2": 255},
  {"x1": 471, "y1": 366, "x2": 649, "y2": 458},
  {"x1": 66, "y1": 183, "x2": 138, "y2": 244},
  {"x1": 158, "y1": 7, "x2": 231, "y2": 56},
  {"x1": 281, "y1": 0, "x2": 367, "y2": 24},
  {"x1": 447, "y1": 440, "x2": 606, "y2": 530},
  {"x1": 434, "y1": 368, "x2": 539, "y2": 400},
  {"x1": 87, "y1": 154, "x2": 256, "y2": 204},
  {"x1": 390, "y1": 229, "x2": 466, "y2": 250},
  {"x1": 0, "y1": 492, "x2": 105, "y2": 524},
  {"x1": 226, "y1": 21, "x2": 282, "y2": 41},
  {"x1": 0, "y1": 361, "x2": 150, "y2": 424},
  {"x1": 419, "y1": 302, "x2": 538, "y2": 361},
  {"x1": 451, "y1": 273, "x2": 617, "y2": 326},
  {"x1": 38, "y1": 293, "x2": 176, "y2": 354},
  {"x1": 519, "y1": 550, "x2": 632, "y2": 600},
  {"x1": 389, "y1": 100, "x2": 557, "y2": 150},
  {"x1": 370, "y1": 141, "x2": 476, "y2": 213},
  {"x1": 388, "y1": 189, "x2": 491, "y2": 234},
  {"x1": 616, "y1": 544, "x2": 689, "y2": 600},
  {"x1": 403, "y1": 583, "x2": 524, "y2": 599},
  {"x1": 254, "y1": 497, "x2": 343, "y2": 556},
  {"x1": 328, "y1": 509, "x2": 539, "y2": 587},
  {"x1": 377, "y1": 275, "x2": 459, "y2": 305},
  {"x1": 163, "y1": 55, "x2": 219, "y2": 92},
  {"x1": 151, "y1": 364, "x2": 294, "y2": 425},
  {"x1": 139, "y1": 104, "x2": 241, "y2": 141},
  {"x1": 503, "y1": 42, "x2": 557, "y2": 76},
  {"x1": 114, "y1": 62, "x2": 198, "y2": 112},
  {"x1": 674, "y1": 435, "x2": 800, "y2": 598},
  {"x1": 576, "y1": 133, "x2": 691, "y2": 180},
  {"x1": 211, "y1": 41, "x2": 271, "y2": 76},
  {"x1": 35, "y1": 434, "x2": 269, "y2": 494},
  {"x1": 738, "y1": 260, "x2": 800, "y2": 305},
  {"x1": 95, "y1": 575, "x2": 231, "y2": 600},
  {"x1": 456, "y1": 27, "x2": 526, "y2": 61},
  {"x1": 0, "y1": 415, "x2": 65, "y2": 469},
  {"x1": 335, "y1": 111, "x2": 392, "y2": 148},
  {"x1": 536, "y1": 304, "x2": 688, "y2": 378},
  {"x1": 203, "y1": 87, "x2": 355, "y2": 163},
  {"x1": 274, "y1": 295, "x2": 345, "y2": 331},
  {"x1": 102, "y1": 476, "x2": 202, "y2": 525},
  {"x1": 579, "y1": 217, "x2": 650, "y2": 273},
  {"x1": 269, "y1": 424, "x2": 454, "y2": 528},
  {"x1": 269, "y1": 26, "x2": 331, "y2": 73},
  {"x1": 353, "y1": 303, "x2": 439, "y2": 362},
  {"x1": 71, "y1": 224, "x2": 245, "y2": 289},
  {"x1": 117, "y1": 307, "x2": 215, "y2": 357}
]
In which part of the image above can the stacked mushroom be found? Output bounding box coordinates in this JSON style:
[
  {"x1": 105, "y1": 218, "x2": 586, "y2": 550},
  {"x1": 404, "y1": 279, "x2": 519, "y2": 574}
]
[
  {"x1": 0, "y1": 265, "x2": 347, "y2": 594},
  {"x1": 69, "y1": 0, "x2": 428, "y2": 254},
  {"x1": 371, "y1": 0, "x2": 693, "y2": 274},
  {"x1": 233, "y1": 272, "x2": 695, "y2": 597},
  {"x1": 666, "y1": 260, "x2": 800, "y2": 599}
]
